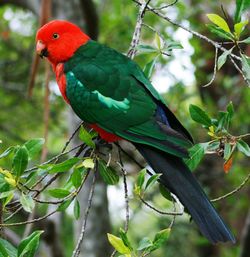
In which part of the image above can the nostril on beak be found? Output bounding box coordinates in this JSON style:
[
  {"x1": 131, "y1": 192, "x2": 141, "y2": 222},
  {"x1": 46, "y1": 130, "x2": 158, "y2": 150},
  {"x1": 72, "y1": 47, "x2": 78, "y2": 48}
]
[{"x1": 36, "y1": 40, "x2": 48, "y2": 58}]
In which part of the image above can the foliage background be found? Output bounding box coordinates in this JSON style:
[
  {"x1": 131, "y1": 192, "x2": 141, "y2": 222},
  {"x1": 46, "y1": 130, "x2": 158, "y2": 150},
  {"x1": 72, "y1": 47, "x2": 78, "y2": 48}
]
[{"x1": 0, "y1": 0, "x2": 249, "y2": 257}]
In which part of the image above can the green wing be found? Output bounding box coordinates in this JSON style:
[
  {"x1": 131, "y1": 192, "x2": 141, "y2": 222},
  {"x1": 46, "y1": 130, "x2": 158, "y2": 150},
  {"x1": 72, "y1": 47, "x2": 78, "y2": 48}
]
[{"x1": 64, "y1": 40, "x2": 192, "y2": 158}]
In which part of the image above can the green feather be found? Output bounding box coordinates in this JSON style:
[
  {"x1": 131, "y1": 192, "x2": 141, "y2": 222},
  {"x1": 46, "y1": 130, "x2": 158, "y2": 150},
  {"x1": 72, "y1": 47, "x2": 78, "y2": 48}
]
[{"x1": 64, "y1": 40, "x2": 192, "y2": 158}]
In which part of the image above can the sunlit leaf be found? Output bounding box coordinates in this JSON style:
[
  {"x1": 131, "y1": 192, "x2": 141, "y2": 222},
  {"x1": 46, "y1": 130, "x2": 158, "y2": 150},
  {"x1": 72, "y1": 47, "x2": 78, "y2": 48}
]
[
  {"x1": 207, "y1": 14, "x2": 231, "y2": 33},
  {"x1": 155, "y1": 33, "x2": 161, "y2": 49},
  {"x1": 234, "y1": 20, "x2": 248, "y2": 39},
  {"x1": 81, "y1": 158, "x2": 95, "y2": 169},
  {"x1": 136, "y1": 168, "x2": 147, "y2": 189},
  {"x1": 107, "y1": 234, "x2": 131, "y2": 254}
]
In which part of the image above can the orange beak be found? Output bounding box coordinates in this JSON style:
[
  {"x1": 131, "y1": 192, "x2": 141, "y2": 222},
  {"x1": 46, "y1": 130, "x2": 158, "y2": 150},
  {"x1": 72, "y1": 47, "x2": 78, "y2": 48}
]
[{"x1": 36, "y1": 40, "x2": 48, "y2": 58}]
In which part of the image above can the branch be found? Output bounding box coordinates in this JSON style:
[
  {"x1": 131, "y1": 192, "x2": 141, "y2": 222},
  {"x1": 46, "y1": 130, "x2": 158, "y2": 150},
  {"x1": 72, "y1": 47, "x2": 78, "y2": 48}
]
[
  {"x1": 211, "y1": 171, "x2": 250, "y2": 202},
  {"x1": 127, "y1": 0, "x2": 152, "y2": 59},
  {"x1": 138, "y1": 195, "x2": 184, "y2": 216},
  {"x1": 71, "y1": 171, "x2": 96, "y2": 257}
]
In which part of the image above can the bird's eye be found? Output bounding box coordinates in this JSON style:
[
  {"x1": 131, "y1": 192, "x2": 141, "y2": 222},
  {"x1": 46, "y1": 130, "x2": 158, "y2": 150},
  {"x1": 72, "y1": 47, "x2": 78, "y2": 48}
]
[{"x1": 52, "y1": 33, "x2": 59, "y2": 39}]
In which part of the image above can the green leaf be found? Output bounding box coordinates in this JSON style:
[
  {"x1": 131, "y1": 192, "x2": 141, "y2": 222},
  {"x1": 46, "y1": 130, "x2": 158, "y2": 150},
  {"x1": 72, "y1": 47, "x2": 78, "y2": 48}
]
[
  {"x1": 17, "y1": 230, "x2": 43, "y2": 257},
  {"x1": 149, "y1": 228, "x2": 171, "y2": 252},
  {"x1": 207, "y1": 14, "x2": 231, "y2": 33},
  {"x1": 185, "y1": 143, "x2": 209, "y2": 171},
  {"x1": 227, "y1": 101, "x2": 234, "y2": 120},
  {"x1": 143, "y1": 57, "x2": 158, "y2": 79},
  {"x1": 0, "y1": 190, "x2": 14, "y2": 200},
  {"x1": 165, "y1": 41, "x2": 183, "y2": 51},
  {"x1": 79, "y1": 126, "x2": 95, "y2": 148},
  {"x1": 0, "y1": 238, "x2": 17, "y2": 257},
  {"x1": 136, "y1": 44, "x2": 158, "y2": 54},
  {"x1": 12, "y1": 146, "x2": 29, "y2": 178},
  {"x1": 207, "y1": 24, "x2": 234, "y2": 40},
  {"x1": 236, "y1": 140, "x2": 250, "y2": 157},
  {"x1": 136, "y1": 168, "x2": 147, "y2": 189},
  {"x1": 241, "y1": 54, "x2": 250, "y2": 83},
  {"x1": 2, "y1": 190, "x2": 14, "y2": 207},
  {"x1": 189, "y1": 104, "x2": 212, "y2": 127},
  {"x1": 107, "y1": 234, "x2": 131, "y2": 254},
  {"x1": 241, "y1": 36, "x2": 250, "y2": 43},
  {"x1": 98, "y1": 160, "x2": 119, "y2": 185},
  {"x1": 39, "y1": 158, "x2": 80, "y2": 174},
  {"x1": 0, "y1": 146, "x2": 15, "y2": 159},
  {"x1": 81, "y1": 158, "x2": 95, "y2": 169},
  {"x1": 70, "y1": 167, "x2": 83, "y2": 188},
  {"x1": 235, "y1": 0, "x2": 250, "y2": 23},
  {"x1": 48, "y1": 188, "x2": 71, "y2": 198},
  {"x1": 119, "y1": 228, "x2": 133, "y2": 251},
  {"x1": 145, "y1": 174, "x2": 161, "y2": 190},
  {"x1": 20, "y1": 193, "x2": 35, "y2": 213},
  {"x1": 57, "y1": 199, "x2": 72, "y2": 211},
  {"x1": 217, "y1": 49, "x2": 233, "y2": 70},
  {"x1": 234, "y1": 20, "x2": 248, "y2": 38},
  {"x1": 74, "y1": 199, "x2": 80, "y2": 220},
  {"x1": 159, "y1": 184, "x2": 172, "y2": 201},
  {"x1": 0, "y1": 239, "x2": 9, "y2": 257},
  {"x1": 24, "y1": 138, "x2": 44, "y2": 160},
  {"x1": 155, "y1": 33, "x2": 161, "y2": 49},
  {"x1": 137, "y1": 237, "x2": 153, "y2": 251},
  {"x1": 224, "y1": 143, "x2": 232, "y2": 160}
]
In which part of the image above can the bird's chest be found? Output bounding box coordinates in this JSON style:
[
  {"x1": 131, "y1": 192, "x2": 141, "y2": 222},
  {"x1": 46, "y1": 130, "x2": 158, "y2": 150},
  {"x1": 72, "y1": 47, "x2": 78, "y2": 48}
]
[{"x1": 55, "y1": 63, "x2": 69, "y2": 103}]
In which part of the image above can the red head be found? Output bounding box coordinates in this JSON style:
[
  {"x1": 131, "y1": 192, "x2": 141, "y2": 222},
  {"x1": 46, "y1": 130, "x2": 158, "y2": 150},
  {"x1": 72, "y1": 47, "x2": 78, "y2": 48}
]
[{"x1": 36, "y1": 20, "x2": 90, "y2": 65}]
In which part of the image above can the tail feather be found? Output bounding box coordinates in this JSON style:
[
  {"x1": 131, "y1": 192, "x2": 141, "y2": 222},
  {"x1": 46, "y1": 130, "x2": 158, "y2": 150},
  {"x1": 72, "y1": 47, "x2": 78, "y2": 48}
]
[{"x1": 135, "y1": 143, "x2": 235, "y2": 244}]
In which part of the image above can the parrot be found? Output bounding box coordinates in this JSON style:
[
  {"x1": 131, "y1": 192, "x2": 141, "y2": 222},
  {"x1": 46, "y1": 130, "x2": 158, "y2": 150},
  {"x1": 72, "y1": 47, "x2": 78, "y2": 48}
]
[{"x1": 36, "y1": 20, "x2": 235, "y2": 244}]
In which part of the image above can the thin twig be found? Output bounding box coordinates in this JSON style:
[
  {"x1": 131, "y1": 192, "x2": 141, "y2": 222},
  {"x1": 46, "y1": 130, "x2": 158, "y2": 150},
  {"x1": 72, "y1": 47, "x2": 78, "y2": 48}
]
[
  {"x1": 117, "y1": 161, "x2": 130, "y2": 232},
  {"x1": 211, "y1": 171, "x2": 250, "y2": 202},
  {"x1": 154, "y1": 0, "x2": 178, "y2": 10},
  {"x1": 128, "y1": 0, "x2": 152, "y2": 59},
  {"x1": 139, "y1": 195, "x2": 183, "y2": 216},
  {"x1": 202, "y1": 47, "x2": 218, "y2": 87},
  {"x1": 132, "y1": 0, "x2": 241, "y2": 61},
  {"x1": 1, "y1": 210, "x2": 57, "y2": 227},
  {"x1": 71, "y1": 172, "x2": 96, "y2": 257}
]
